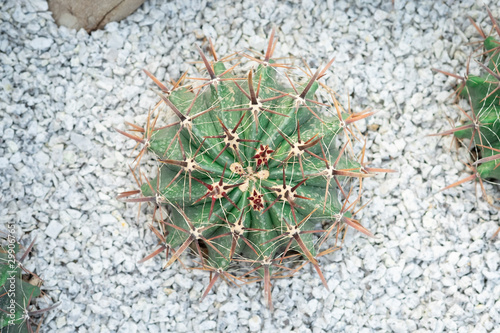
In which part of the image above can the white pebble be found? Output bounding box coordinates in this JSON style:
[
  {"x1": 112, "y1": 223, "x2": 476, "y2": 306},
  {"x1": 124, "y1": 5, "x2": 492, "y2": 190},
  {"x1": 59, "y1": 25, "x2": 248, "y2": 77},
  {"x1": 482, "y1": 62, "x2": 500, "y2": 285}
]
[
  {"x1": 248, "y1": 315, "x2": 262, "y2": 332},
  {"x1": 45, "y1": 220, "x2": 64, "y2": 238},
  {"x1": 30, "y1": 37, "x2": 52, "y2": 50}
]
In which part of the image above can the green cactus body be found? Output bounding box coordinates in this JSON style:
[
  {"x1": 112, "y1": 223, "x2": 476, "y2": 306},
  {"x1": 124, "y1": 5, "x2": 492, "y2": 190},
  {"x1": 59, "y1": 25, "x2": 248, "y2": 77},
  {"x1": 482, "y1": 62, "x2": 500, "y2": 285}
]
[
  {"x1": 438, "y1": 16, "x2": 500, "y2": 182},
  {"x1": 1, "y1": 239, "x2": 41, "y2": 333},
  {"x1": 120, "y1": 32, "x2": 387, "y2": 307},
  {"x1": 432, "y1": 11, "x2": 500, "y2": 241}
]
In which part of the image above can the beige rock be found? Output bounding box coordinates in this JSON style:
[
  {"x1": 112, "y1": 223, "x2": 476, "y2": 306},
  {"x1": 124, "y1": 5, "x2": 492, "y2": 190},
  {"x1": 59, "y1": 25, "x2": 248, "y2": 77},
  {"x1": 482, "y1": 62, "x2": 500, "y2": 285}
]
[{"x1": 48, "y1": 0, "x2": 146, "y2": 32}]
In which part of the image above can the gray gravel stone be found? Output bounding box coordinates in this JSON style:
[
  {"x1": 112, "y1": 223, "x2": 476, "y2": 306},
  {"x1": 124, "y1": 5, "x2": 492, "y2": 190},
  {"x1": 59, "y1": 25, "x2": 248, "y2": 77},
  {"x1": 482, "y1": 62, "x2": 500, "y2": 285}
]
[
  {"x1": 45, "y1": 220, "x2": 64, "y2": 238},
  {"x1": 248, "y1": 315, "x2": 262, "y2": 332},
  {"x1": 30, "y1": 37, "x2": 53, "y2": 50}
]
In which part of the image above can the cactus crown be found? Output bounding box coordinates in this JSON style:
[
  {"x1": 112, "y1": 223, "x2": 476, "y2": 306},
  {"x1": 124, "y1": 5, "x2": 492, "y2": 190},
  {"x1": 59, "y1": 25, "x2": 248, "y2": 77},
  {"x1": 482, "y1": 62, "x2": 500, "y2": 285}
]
[{"x1": 119, "y1": 30, "x2": 391, "y2": 307}]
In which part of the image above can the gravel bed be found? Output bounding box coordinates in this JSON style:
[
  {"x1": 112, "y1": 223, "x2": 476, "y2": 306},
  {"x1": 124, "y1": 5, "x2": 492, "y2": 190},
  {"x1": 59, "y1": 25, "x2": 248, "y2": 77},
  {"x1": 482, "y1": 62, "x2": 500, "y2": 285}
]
[{"x1": 1, "y1": 0, "x2": 500, "y2": 332}]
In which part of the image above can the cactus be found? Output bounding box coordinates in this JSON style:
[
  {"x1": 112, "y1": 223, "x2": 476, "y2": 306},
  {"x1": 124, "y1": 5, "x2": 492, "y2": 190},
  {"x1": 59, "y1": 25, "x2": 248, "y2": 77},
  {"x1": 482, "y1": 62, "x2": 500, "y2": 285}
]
[
  {"x1": 118, "y1": 30, "x2": 392, "y2": 307},
  {"x1": 432, "y1": 8, "x2": 500, "y2": 237},
  {"x1": 0, "y1": 236, "x2": 58, "y2": 333}
]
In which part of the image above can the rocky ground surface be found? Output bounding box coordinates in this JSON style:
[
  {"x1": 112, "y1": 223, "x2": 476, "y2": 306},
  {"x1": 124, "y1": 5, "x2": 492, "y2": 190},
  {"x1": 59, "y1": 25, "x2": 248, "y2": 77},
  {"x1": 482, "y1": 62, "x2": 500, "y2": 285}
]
[{"x1": 1, "y1": 0, "x2": 499, "y2": 332}]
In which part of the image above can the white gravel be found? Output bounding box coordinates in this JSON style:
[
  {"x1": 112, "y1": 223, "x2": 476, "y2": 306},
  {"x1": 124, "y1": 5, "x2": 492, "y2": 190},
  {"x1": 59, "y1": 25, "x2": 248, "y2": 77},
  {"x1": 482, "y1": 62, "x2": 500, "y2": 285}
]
[{"x1": 1, "y1": 0, "x2": 500, "y2": 332}]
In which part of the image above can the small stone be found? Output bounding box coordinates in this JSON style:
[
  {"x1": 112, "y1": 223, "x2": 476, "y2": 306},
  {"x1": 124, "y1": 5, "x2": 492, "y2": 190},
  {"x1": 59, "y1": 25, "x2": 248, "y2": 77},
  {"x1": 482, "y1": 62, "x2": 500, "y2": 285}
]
[
  {"x1": 426, "y1": 301, "x2": 444, "y2": 318},
  {"x1": 88, "y1": 246, "x2": 101, "y2": 260},
  {"x1": 30, "y1": 0, "x2": 49, "y2": 11},
  {"x1": 374, "y1": 9, "x2": 388, "y2": 21},
  {"x1": 242, "y1": 21, "x2": 253, "y2": 36},
  {"x1": 387, "y1": 266, "x2": 403, "y2": 283},
  {"x1": 248, "y1": 315, "x2": 262, "y2": 332},
  {"x1": 70, "y1": 133, "x2": 93, "y2": 152},
  {"x1": 402, "y1": 189, "x2": 419, "y2": 212},
  {"x1": 199, "y1": 320, "x2": 216, "y2": 331},
  {"x1": 379, "y1": 179, "x2": 398, "y2": 197},
  {"x1": 97, "y1": 79, "x2": 115, "y2": 92},
  {"x1": 101, "y1": 158, "x2": 116, "y2": 169},
  {"x1": 433, "y1": 39, "x2": 444, "y2": 58},
  {"x1": 107, "y1": 33, "x2": 125, "y2": 49},
  {"x1": 432, "y1": 246, "x2": 447, "y2": 259},
  {"x1": 447, "y1": 252, "x2": 460, "y2": 265},
  {"x1": 485, "y1": 252, "x2": 499, "y2": 271},
  {"x1": 113, "y1": 251, "x2": 126, "y2": 265},
  {"x1": 410, "y1": 93, "x2": 423, "y2": 108},
  {"x1": 63, "y1": 150, "x2": 77, "y2": 165},
  {"x1": 82, "y1": 94, "x2": 96, "y2": 108},
  {"x1": 458, "y1": 276, "x2": 472, "y2": 290},
  {"x1": 447, "y1": 304, "x2": 464, "y2": 317},
  {"x1": 101, "y1": 213, "x2": 117, "y2": 225},
  {"x1": 193, "y1": 29, "x2": 204, "y2": 39},
  {"x1": 0, "y1": 157, "x2": 9, "y2": 169},
  {"x1": 174, "y1": 274, "x2": 193, "y2": 289},
  {"x1": 45, "y1": 221, "x2": 64, "y2": 238},
  {"x1": 56, "y1": 316, "x2": 67, "y2": 328},
  {"x1": 305, "y1": 299, "x2": 318, "y2": 316},
  {"x1": 30, "y1": 37, "x2": 53, "y2": 50},
  {"x1": 469, "y1": 240, "x2": 484, "y2": 253},
  {"x1": 70, "y1": 56, "x2": 80, "y2": 67},
  {"x1": 119, "y1": 85, "x2": 142, "y2": 101},
  {"x1": 64, "y1": 238, "x2": 76, "y2": 251},
  {"x1": 6, "y1": 140, "x2": 19, "y2": 153},
  {"x1": 202, "y1": 23, "x2": 216, "y2": 39},
  {"x1": 66, "y1": 209, "x2": 82, "y2": 219},
  {"x1": 91, "y1": 261, "x2": 103, "y2": 275},
  {"x1": 32, "y1": 183, "x2": 48, "y2": 197}
]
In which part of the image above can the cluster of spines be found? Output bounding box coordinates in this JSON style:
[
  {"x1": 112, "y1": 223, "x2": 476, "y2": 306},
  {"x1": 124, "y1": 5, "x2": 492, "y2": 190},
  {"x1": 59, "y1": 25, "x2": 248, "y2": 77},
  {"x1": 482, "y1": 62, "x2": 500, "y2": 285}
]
[
  {"x1": 0, "y1": 237, "x2": 59, "y2": 333},
  {"x1": 431, "y1": 8, "x2": 500, "y2": 237},
  {"x1": 117, "y1": 29, "x2": 393, "y2": 308}
]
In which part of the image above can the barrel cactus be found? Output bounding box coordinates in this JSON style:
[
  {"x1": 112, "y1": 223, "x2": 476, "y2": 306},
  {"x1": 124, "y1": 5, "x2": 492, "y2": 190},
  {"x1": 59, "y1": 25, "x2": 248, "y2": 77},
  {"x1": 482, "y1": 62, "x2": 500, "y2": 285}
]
[
  {"x1": 432, "y1": 8, "x2": 500, "y2": 237},
  {"x1": 1, "y1": 236, "x2": 58, "y2": 332},
  {"x1": 118, "y1": 30, "x2": 392, "y2": 307}
]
